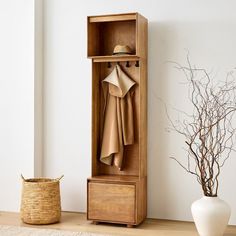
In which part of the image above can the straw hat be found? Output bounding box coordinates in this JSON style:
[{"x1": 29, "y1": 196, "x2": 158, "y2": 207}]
[{"x1": 113, "y1": 45, "x2": 132, "y2": 55}]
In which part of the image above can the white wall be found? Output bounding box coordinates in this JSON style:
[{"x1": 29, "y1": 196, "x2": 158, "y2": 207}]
[
  {"x1": 0, "y1": 0, "x2": 35, "y2": 211},
  {"x1": 34, "y1": 0, "x2": 44, "y2": 177},
  {"x1": 43, "y1": 0, "x2": 236, "y2": 224}
]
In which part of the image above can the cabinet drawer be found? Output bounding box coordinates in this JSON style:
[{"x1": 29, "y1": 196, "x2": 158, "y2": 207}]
[{"x1": 88, "y1": 182, "x2": 135, "y2": 223}]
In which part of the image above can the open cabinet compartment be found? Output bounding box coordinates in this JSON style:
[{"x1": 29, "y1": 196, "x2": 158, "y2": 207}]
[
  {"x1": 91, "y1": 62, "x2": 141, "y2": 177},
  {"x1": 88, "y1": 20, "x2": 136, "y2": 56},
  {"x1": 87, "y1": 13, "x2": 147, "y2": 227},
  {"x1": 88, "y1": 12, "x2": 147, "y2": 58},
  {"x1": 88, "y1": 13, "x2": 136, "y2": 57}
]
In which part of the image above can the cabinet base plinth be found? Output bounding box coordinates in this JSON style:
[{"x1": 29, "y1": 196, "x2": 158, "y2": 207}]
[{"x1": 127, "y1": 224, "x2": 134, "y2": 228}]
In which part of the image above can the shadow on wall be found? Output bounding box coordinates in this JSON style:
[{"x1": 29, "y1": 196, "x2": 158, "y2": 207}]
[
  {"x1": 147, "y1": 21, "x2": 172, "y2": 219},
  {"x1": 147, "y1": 20, "x2": 236, "y2": 222},
  {"x1": 147, "y1": 21, "x2": 194, "y2": 220}
]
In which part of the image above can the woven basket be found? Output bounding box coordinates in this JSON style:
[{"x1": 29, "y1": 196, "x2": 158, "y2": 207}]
[{"x1": 20, "y1": 175, "x2": 63, "y2": 225}]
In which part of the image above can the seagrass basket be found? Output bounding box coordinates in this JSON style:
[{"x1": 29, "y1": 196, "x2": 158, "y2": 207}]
[{"x1": 20, "y1": 175, "x2": 63, "y2": 225}]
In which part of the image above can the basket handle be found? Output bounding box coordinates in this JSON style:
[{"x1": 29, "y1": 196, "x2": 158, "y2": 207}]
[
  {"x1": 21, "y1": 174, "x2": 26, "y2": 181},
  {"x1": 55, "y1": 175, "x2": 64, "y2": 181}
]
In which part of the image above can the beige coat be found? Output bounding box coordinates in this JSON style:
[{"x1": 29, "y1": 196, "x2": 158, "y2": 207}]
[{"x1": 100, "y1": 65, "x2": 136, "y2": 170}]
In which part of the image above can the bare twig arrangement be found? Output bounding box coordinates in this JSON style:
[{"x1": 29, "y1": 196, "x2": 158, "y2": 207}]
[{"x1": 169, "y1": 56, "x2": 236, "y2": 197}]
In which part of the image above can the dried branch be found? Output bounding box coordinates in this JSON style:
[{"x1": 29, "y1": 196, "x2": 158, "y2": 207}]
[{"x1": 168, "y1": 56, "x2": 236, "y2": 197}]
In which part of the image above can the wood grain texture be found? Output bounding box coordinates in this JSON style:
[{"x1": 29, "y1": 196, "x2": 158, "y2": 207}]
[
  {"x1": 101, "y1": 21, "x2": 136, "y2": 56},
  {"x1": 87, "y1": 19, "x2": 100, "y2": 57},
  {"x1": 89, "y1": 55, "x2": 140, "y2": 62},
  {"x1": 91, "y1": 63, "x2": 100, "y2": 176},
  {"x1": 88, "y1": 18, "x2": 136, "y2": 56},
  {"x1": 139, "y1": 58, "x2": 147, "y2": 178},
  {"x1": 137, "y1": 14, "x2": 148, "y2": 178},
  {"x1": 1, "y1": 212, "x2": 236, "y2": 236},
  {"x1": 87, "y1": 175, "x2": 139, "y2": 183},
  {"x1": 88, "y1": 182, "x2": 135, "y2": 223},
  {"x1": 136, "y1": 13, "x2": 148, "y2": 59},
  {"x1": 89, "y1": 13, "x2": 137, "y2": 23},
  {"x1": 87, "y1": 177, "x2": 146, "y2": 225},
  {"x1": 88, "y1": 12, "x2": 147, "y2": 226},
  {"x1": 136, "y1": 177, "x2": 147, "y2": 224},
  {"x1": 97, "y1": 62, "x2": 140, "y2": 176}
]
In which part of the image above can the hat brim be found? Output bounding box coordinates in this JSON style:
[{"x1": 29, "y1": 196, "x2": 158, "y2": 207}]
[{"x1": 113, "y1": 52, "x2": 132, "y2": 55}]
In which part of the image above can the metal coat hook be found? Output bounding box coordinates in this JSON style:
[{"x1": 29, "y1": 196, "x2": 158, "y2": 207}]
[
  {"x1": 135, "y1": 61, "x2": 139, "y2": 67},
  {"x1": 126, "y1": 61, "x2": 130, "y2": 67}
]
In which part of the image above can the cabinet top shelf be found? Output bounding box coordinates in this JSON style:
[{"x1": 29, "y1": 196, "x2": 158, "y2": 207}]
[
  {"x1": 88, "y1": 12, "x2": 138, "y2": 23},
  {"x1": 88, "y1": 175, "x2": 140, "y2": 183},
  {"x1": 88, "y1": 55, "x2": 140, "y2": 63}
]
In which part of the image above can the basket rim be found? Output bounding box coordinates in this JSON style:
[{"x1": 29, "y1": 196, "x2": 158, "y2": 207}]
[
  {"x1": 21, "y1": 175, "x2": 64, "y2": 183},
  {"x1": 24, "y1": 178, "x2": 56, "y2": 183}
]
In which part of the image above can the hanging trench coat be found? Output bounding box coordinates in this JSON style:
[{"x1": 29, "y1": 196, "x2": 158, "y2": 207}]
[{"x1": 100, "y1": 65, "x2": 136, "y2": 170}]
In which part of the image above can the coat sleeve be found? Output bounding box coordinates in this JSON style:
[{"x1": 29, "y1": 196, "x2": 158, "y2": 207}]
[{"x1": 120, "y1": 90, "x2": 135, "y2": 145}]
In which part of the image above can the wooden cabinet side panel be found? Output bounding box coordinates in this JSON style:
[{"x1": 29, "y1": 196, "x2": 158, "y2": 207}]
[
  {"x1": 139, "y1": 58, "x2": 147, "y2": 178},
  {"x1": 91, "y1": 63, "x2": 101, "y2": 176},
  {"x1": 87, "y1": 21, "x2": 100, "y2": 57},
  {"x1": 136, "y1": 14, "x2": 148, "y2": 58},
  {"x1": 137, "y1": 14, "x2": 148, "y2": 178},
  {"x1": 88, "y1": 182, "x2": 135, "y2": 223},
  {"x1": 136, "y1": 177, "x2": 147, "y2": 224}
]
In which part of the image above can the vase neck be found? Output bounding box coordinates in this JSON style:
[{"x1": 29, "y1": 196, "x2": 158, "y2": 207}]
[{"x1": 203, "y1": 196, "x2": 219, "y2": 200}]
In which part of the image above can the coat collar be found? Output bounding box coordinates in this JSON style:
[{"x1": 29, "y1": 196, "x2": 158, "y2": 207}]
[{"x1": 102, "y1": 65, "x2": 136, "y2": 98}]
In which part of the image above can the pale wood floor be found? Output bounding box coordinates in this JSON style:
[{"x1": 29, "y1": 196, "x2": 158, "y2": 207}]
[{"x1": 0, "y1": 211, "x2": 236, "y2": 236}]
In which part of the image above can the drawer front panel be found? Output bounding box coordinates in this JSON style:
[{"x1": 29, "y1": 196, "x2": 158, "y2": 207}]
[{"x1": 88, "y1": 182, "x2": 135, "y2": 223}]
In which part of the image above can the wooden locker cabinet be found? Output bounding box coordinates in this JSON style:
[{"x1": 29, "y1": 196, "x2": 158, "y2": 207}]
[
  {"x1": 87, "y1": 12, "x2": 148, "y2": 227},
  {"x1": 88, "y1": 181, "x2": 136, "y2": 224}
]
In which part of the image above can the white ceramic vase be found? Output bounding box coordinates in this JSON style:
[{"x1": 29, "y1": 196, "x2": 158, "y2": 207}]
[{"x1": 191, "y1": 196, "x2": 231, "y2": 236}]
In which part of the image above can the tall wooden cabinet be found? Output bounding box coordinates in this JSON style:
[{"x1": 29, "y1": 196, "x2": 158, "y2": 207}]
[{"x1": 87, "y1": 13, "x2": 148, "y2": 227}]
